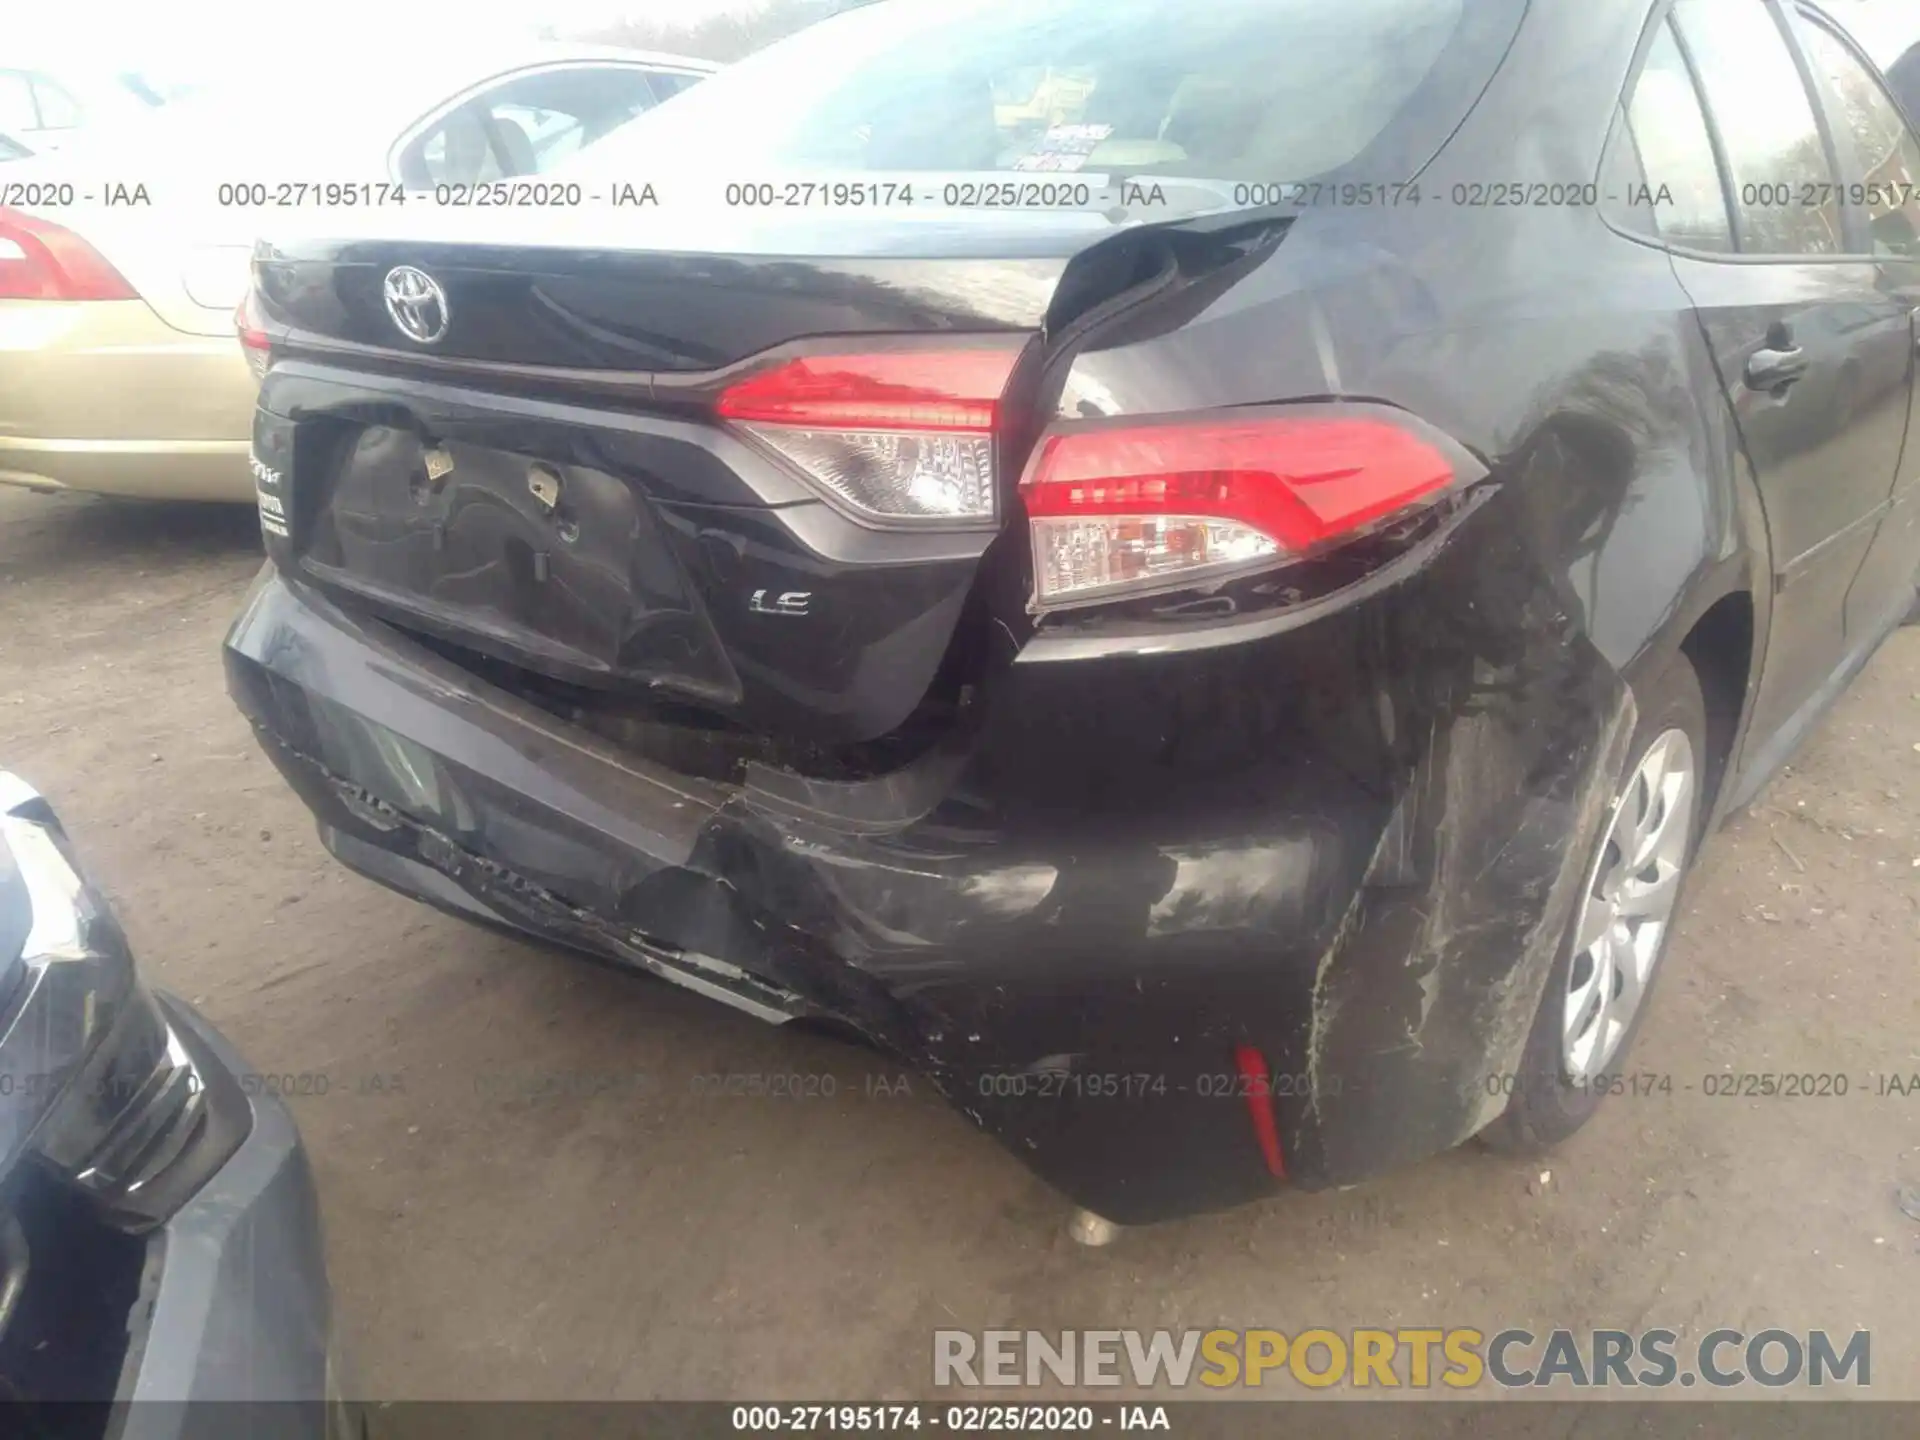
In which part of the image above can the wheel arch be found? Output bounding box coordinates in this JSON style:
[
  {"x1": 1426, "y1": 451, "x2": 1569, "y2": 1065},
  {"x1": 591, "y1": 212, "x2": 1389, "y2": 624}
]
[
  {"x1": 1678, "y1": 587, "x2": 1756, "y2": 826},
  {"x1": 1621, "y1": 567, "x2": 1762, "y2": 835}
]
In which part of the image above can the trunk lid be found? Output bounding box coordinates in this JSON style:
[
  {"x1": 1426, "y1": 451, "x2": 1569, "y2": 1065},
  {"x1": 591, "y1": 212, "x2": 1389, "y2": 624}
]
[
  {"x1": 252, "y1": 204, "x2": 1149, "y2": 371},
  {"x1": 247, "y1": 208, "x2": 1237, "y2": 750}
]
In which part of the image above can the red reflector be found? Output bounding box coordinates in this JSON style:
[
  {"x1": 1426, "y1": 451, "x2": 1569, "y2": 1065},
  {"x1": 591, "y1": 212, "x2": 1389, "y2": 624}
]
[
  {"x1": 235, "y1": 295, "x2": 269, "y2": 351},
  {"x1": 0, "y1": 207, "x2": 138, "y2": 302},
  {"x1": 1021, "y1": 416, "x2": 1455, "y2": 553},
  {"x1": 235, "y1": 289, "x2": 270, "y2": 380},
  {"x1": 1234, "y1": 1044, "x2": 1287, "y2": 1180},
  {"x1": 716, "y1": 346, "x2": 1023, "y2": 432}
]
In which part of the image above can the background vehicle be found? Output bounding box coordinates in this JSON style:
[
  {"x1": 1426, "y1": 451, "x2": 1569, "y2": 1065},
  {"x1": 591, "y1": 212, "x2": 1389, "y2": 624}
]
[
  {"x1": 226, "y1": 0, "x2": 1920, "y2": 1225},
  {"x1": 1886, "y1": 34, "x2": 1920, "y2": 124},
  {"x1": 0, "y1": 45, "x2": 715, "y2": 504},
  {"x1": 0, "y1": 61, "x2": 164, "y2": 152},
  {"x1": 0, "y1": 774, "x2": 342, "y2": 1430}
]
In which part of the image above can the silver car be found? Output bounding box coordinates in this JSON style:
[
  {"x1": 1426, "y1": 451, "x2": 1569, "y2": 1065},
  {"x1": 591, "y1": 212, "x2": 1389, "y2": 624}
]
[{"x1": 0, "y1": 45, "x2": 716, "y2": 504}]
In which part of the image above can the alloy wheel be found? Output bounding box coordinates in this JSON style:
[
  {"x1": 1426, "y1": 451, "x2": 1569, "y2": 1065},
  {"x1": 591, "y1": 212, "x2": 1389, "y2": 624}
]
[{"x1": 1562, "y1": 728, "x2": 1698, "y2": 1081}]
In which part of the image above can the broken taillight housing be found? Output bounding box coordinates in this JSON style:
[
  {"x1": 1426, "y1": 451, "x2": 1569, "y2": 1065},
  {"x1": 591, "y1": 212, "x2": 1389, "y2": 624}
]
[
  {"x1": 716, "y1": 343, "x2": 1026, "y2": 525},
  {"x1": 1020, "y1": 410, "x2": 1471, "y2": 607}
]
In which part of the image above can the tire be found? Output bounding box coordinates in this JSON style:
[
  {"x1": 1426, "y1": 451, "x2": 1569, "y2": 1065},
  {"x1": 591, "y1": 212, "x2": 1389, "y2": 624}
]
[{"x1": 1480, "y1": 654, "x2": 1709, "y2": 1154}]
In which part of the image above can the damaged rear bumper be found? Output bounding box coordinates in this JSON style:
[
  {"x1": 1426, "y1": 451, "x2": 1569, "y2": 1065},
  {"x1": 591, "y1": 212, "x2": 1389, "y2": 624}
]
[{"x1": 224, "y1": 563, "x2": 1626, "y2": 1224}]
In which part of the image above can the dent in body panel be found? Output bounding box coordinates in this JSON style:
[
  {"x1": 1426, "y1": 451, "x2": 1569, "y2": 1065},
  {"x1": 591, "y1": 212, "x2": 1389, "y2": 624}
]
[
  {"x1": 1289, "y1": 309, "x2": 1700, "y2": 1174},
  {"x1": 1287, "y1": 513, "x2": 1637, "y2": 1182},
  {"x1": 1050, "y1": 222, "x2": 1720, "y2": 1179},
  {"x1": 239, "y1": 251, "x2": 1730, "y2": 1216},
  {"x1": 230, "y1": 413, "x2": 1657, "y2": 1219},
  {"x1": 221, "y1": 0, "x2": 1770, "y2": 1221},
  {"x1": 1303, "y1": 693, "x2": 1635, "y2": 1154}
]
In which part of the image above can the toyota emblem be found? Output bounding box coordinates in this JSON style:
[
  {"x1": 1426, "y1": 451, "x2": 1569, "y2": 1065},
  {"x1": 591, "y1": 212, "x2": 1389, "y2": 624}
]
[{"x1": 383, "y1": 265, "x2": 450, "y2": 345}]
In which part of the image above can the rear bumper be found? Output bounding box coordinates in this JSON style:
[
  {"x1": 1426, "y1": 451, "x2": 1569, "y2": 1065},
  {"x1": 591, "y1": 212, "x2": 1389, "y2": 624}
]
[
  {"x1": 224, "y1": 558, "x2": 1628, "y2": 1224},
  {"x1": 115, "y1": 994, "x2": 340, "y2": 1437},
  {"x1": 0, "y1": 299, "x2": 256, "y2": 502}
]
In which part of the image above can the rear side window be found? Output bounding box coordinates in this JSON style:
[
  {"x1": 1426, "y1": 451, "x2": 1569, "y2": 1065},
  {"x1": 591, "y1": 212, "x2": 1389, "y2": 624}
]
[
  {"x1": 1625, "y1": 21, "x2": 1736, "y2": 253},
  {"x1": 646, "y1": 71, "x2": 702, "y2": 101},
  {"x1": 572, "y1": 0, "x2": 1520, "y2": 187},
  {"x1": 1799, "y1": 18, "x2": 1920, "y2": 259},
  {"x1": 31, "y1": 79, "x2": 82, "y2": 130},
  {"x1": 0, "y1": 73, "x2": 35, "y2": 134},
  {"x1": 1672, "y1": 0, "x2": 1842, "y2": 256},
  {"x1": 399, "y1": 66, "x2": 664, "y2": 185}
]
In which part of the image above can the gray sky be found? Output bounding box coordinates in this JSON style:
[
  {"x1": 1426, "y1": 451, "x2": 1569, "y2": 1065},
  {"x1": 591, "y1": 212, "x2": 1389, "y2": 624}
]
[
  {"x1": 19, "y1": 0, "x2": 1916, "y2": 84},
  {"x1": 1820, "y1": 0, "x2": 1916, "y2": 63},
  {"x1": 16, "y1": 1, "x2": 758, "y2": 74}
]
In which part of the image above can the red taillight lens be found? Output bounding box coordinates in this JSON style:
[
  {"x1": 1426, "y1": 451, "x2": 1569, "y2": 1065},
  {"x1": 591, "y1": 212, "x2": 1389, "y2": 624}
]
[
  {"x1": 0, "y1": 207, "x2": 137, "y2": 301},
  {"x1": 716, "y1": 343, "x2": 1024, "y2": 523},
  {"x1": 235, "y1": 288, "x2": 270, "y2": 380},
  {"x1": 1019, "y1": 412, "x2": 1461, "y2": 606}
]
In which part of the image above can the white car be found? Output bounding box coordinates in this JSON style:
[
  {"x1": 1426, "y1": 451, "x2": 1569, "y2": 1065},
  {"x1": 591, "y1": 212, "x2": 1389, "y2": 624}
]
[
  {"x1": 0, "y1": 63, "x2": 162, "y2": 151},
  {"x1": 0, "y1": 44, "x2": 717, "y2": 503}
]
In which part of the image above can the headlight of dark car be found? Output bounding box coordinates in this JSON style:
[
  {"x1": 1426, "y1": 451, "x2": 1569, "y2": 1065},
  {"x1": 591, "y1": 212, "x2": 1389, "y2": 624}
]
[{"x1": 0, "y1": 774, "x2": 248, "y2": 1232}]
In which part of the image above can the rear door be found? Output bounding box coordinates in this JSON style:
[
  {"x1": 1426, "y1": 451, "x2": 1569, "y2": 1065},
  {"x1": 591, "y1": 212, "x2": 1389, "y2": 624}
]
[
  {"x1": 1649, "y1": 0, "x2": 1911, "y2": 748},
  {"x1": 1793, "y1": 7, "x2": 1920, "y2": 638}
]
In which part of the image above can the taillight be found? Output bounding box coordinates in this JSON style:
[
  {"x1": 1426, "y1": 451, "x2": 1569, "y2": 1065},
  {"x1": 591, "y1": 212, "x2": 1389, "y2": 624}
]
[
  {"x1": 1020, "y1": 410, "x2": 1467, "y2": 607},
  {"x1": 716, "y1": 343, "x2": 1025, "y2": 524},
  {"x1": 0, "y1": 207, "x2": 137, "y2": 301},
  {"x1": 235, "y1": 287, "x2": 270, "y2": 381}
]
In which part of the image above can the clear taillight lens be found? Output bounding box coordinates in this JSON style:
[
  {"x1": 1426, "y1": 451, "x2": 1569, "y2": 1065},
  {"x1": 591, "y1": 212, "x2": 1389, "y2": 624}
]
[
  {"x1": 1020, "y1": 411, "x2": 1467, "y2": 607},
  {"x1": 1032, "y1": 516, "x2": 1281, "y2": 603},
  {"x1": 750, "y1": 430, "x2": 996, "y2": 520},
  {"x1": 716, "y1": 344, "x2": 1025, "y2": 525}
]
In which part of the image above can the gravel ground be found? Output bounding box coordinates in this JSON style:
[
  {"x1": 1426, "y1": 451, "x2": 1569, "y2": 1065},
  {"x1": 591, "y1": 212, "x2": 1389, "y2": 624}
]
[{"x1": 1, "y1": 483, "x2": 1915, "y2": 1400}]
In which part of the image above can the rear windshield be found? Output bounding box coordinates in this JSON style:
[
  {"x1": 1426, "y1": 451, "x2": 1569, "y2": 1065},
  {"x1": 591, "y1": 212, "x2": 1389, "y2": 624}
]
[{"x1": 571, "y1": 0, "x2": 1516, "y2": 187}]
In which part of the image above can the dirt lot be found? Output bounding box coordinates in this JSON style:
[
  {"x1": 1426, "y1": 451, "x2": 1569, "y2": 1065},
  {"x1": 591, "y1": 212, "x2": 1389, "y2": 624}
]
[{"x1": 0, "y1": 483, "x2": 1916, "y2": 1401}]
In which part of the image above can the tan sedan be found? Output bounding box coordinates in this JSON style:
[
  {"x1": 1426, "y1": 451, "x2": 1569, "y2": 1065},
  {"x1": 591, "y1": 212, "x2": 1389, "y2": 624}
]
[
  {"x1": 0, "y1": 235, "x2": 258, "y2": 500},
  {"x1": 0, "y1": 45, "x2": 713, "y2": 503}
]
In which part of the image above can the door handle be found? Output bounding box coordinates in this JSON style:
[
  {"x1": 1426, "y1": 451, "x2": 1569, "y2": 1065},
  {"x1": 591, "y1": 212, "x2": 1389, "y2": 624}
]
[{"x1": 1745, "y1": 345, "x2": 1810, "y2": 394}]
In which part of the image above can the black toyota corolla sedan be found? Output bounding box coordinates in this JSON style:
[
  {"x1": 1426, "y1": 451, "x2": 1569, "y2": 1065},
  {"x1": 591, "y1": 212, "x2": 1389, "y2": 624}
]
[{"x1": 219, "y1": 0, "x2": 1920, "y2": 1224}]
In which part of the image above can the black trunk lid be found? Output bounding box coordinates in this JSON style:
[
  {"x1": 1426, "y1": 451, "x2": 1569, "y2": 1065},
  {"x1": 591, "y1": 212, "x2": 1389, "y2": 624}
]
[
  {"x1": 247, "y1": 211, "x2": 1249, "y2": 747},
  {"x1": 252, "y1": 209, "x2": 1120, "y2": 373}
]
